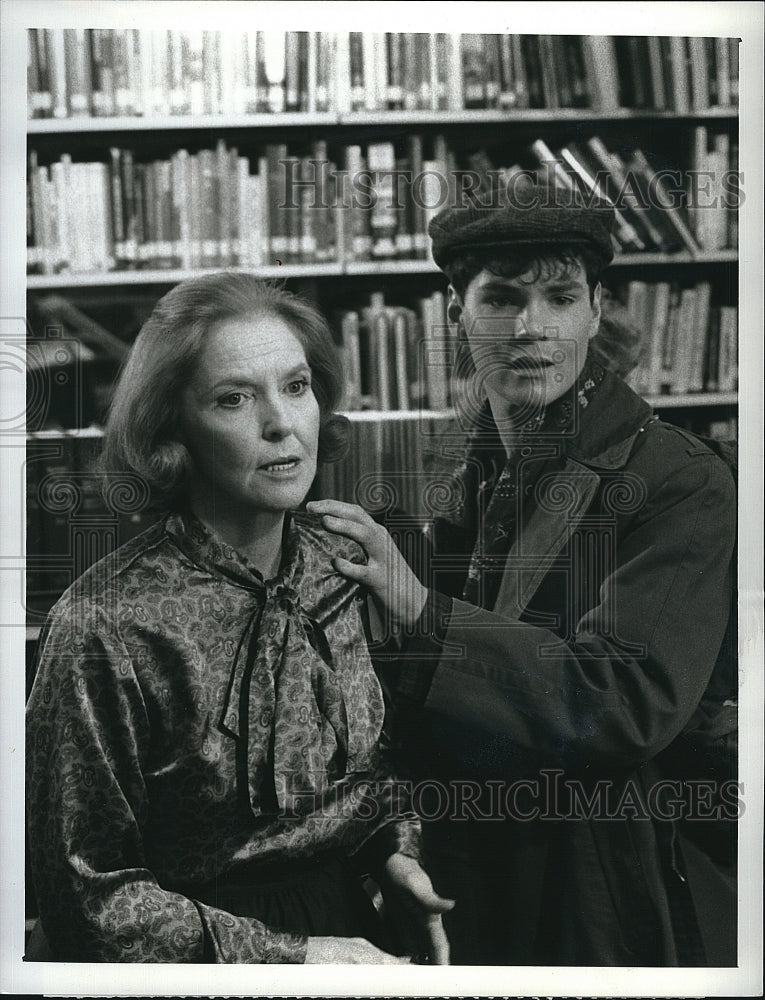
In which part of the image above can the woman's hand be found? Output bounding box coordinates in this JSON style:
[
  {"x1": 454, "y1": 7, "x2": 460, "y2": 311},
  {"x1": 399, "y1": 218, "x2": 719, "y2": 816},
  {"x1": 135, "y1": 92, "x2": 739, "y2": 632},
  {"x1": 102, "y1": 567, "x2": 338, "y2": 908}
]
[
  {"x1": 305, "y1": 935, "x2": 411, "y2": 964},
  {"x1": 307, "y1": 500, "x2": 428, "y2": 629},
  {"x1": 379, "y1": 853, "x2": 455, "y2": 965}
]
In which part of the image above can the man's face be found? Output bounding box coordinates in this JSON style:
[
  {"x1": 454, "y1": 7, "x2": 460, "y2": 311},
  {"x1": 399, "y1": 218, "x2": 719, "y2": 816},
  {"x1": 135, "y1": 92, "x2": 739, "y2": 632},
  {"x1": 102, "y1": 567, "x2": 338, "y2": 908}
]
[{"x1": 452, "y1": 259, "x2": 601, "y2": 432}]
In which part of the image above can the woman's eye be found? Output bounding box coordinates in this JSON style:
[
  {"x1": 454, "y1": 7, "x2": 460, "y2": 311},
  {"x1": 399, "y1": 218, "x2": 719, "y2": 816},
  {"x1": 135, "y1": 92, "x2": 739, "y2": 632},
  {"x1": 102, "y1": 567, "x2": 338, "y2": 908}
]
[
  {"x1": 218, "y1": 391, "x2": 246, "y2": 408},
  {"x1": 286, "y1": 378, "x2": 310, "y2": 396}
]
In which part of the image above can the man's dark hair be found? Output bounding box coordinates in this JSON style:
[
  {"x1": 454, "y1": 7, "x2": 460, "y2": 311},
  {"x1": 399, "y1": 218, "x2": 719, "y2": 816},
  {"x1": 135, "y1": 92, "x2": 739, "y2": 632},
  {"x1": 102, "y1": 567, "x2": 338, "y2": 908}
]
[{"x1": 443, "y1": 242, "x2": 606, "y2": 302}]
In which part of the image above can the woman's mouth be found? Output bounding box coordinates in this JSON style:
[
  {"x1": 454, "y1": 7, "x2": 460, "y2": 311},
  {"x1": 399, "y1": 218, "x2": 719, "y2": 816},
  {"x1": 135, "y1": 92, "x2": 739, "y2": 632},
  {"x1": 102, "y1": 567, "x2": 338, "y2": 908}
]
[{"x1": 259, "y1": 457, "x2": 301, "y2": 473}]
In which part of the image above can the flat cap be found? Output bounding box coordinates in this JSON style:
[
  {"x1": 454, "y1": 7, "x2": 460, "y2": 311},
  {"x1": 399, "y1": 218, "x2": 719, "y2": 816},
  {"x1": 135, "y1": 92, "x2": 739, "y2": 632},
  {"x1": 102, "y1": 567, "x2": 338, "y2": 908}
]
[{"x1": 428, "y1": 175, "x2": 616, "y2": 270}]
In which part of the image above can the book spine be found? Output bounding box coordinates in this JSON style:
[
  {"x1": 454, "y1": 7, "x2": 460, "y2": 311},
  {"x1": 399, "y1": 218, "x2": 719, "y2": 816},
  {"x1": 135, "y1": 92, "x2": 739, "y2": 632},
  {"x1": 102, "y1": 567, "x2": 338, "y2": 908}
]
[
  {"x1": 689, "y1": 282, "x2": 712, "y2": 392},
  {"x1": 688, "y1": 36, "x2": 710, "y2": 112},
  {"x1": 386, "y1": 32, "x2": 404, "y2": 110},
  {"x1": 537, "y1": 35, "x2": 560, "y2": 109},
  {"x1": 715, "y1": 37, "x2": 731, "y2": 107},
  {"x1": 647, "y1": 281, "x2": 672, "y2": 395},
  {"x1": 64, "y1": 28, "x2": 93, "y2": 117},
  {"x1": 168, "y1": 30, "x2": 187, "y2": 114},
  {"x1": 646, "y1": 36, "x2": 667, "y2": 110},
  {"x1": 392, "y1": 309, "x2": 411, "y2": 410},
  {"x1": 717, "y1": 306, "x2": 738, "y2": 392},
  {"x1": 315, "y1": 31, "x2": 333, "y2": 112},
  {"x1": 284, "y1": 31, "x2": 301, "y2": 112},
  {"x1": 446, "y1": 35, "x2": 463, "y2": 111},
  {"x1": 374, "y1": 311, "x2": 392, "y2": 411},
  {"x1": 185, "y1": 30, "x2": 205, "y2": 116},
  {"x1": 340, "y1": 311, "x2": 363, "y2": 411},
  {"x1": 668, "y1": 36, "x2": 691, "y2": 114},
  {"x1": 581, "y1": 35, "x2": 620, "y2": 110},
  {"x1": 47, "y1": 29, "x2": 68, "y2": 119}
]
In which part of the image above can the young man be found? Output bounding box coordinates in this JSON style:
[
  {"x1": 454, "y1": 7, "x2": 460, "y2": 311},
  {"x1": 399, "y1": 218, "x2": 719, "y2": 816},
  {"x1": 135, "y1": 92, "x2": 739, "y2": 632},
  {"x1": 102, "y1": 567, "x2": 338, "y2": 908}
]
[{"x1": 309, "y1": 181, "x2": 737, "y2": 966}]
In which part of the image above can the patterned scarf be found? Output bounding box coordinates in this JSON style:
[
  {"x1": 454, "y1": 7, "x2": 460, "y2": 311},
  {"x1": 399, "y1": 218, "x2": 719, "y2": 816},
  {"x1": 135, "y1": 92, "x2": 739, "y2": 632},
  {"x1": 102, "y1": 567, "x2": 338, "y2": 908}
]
[
  {"x1": 168, "y1": 512, "x2": 384, "y2": 817},
  {"x1": 458, "y1": 356, "x2": 606, "y2": 610}
]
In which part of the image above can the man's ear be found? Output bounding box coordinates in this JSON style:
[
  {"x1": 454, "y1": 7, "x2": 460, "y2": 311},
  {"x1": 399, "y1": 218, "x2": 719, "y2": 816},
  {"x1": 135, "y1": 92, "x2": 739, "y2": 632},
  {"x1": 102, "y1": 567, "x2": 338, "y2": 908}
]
[
  {"x1": 447, "y1": 285, "x2": 463, "y2": 326},
  {"x1": 589, "y1": 282, "x2": 602, "y2": 339}
]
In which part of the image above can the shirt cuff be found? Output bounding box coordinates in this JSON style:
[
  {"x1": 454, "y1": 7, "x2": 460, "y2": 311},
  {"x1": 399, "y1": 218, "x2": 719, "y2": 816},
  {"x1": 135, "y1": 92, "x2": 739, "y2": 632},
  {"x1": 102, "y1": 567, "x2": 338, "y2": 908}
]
[{"x1": 396, "y1": 590, "x2": 452, "y2": 706}]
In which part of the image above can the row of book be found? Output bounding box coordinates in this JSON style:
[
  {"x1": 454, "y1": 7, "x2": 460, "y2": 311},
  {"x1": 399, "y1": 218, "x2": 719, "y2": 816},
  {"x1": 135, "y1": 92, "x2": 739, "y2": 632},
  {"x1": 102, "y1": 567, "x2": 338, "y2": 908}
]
[
  {"x1": 312, "y1": 416, "x2": 453, "y2": 522},
  {"x1": 336, "y1": 290, "x2": 456, "y2": 413},
  {"x1": 621, "y1": 281, "x2": 737, "y2": 396},
  {"x1": 26, "y1": 131, "x2": 738, "y2": 275},
  {"x1": 27, "y1": 29, "x2": 739, "y2": 121}
]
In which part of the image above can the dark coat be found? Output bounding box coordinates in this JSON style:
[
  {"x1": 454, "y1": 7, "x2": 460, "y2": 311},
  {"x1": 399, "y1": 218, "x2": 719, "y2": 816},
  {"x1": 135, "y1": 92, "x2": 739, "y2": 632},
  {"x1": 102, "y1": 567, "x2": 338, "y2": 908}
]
[{"x1": 393, "y1": 371, "x2": 737, "y2": 966}]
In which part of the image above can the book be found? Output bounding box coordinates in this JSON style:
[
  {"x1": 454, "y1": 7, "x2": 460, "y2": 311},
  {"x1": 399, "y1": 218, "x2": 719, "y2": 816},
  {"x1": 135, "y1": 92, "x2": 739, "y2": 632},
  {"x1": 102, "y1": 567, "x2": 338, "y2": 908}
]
[
  {"x1": 339, "y1": 310, "x2": 363, "y2": 410},
  {"x1": 520, "y1": 34, "x2": 544, "y2": 108},
  {"x1": 445, "y1": 35, "x2": 464, "y2": 111},
  {"x1": 366, "y1": 142, "x2": 398, "y2": 259},
  {"x1": 646, "y1": 282, "x2": 672, "y2": 395},
  {"x1": 629, "y1": 148, "x2": 701, "y2": 254},
  {"x1": 537, "y1": 35, "x2": 560, "y2": 109},
  {"x1": 646, "y1": 36, "x2": 668, "y2": 109},
  {"x1": 581, "y1": 35, "x2": 620, "y2": 111},
  {"x1": 715, "y1": 36, "x2": 731, "y2": 107},
  {"x1": 688, "y1": 36, "x2": 710, "y2": 112},
  {"x1": 559, "y1": 36, "x2": 586, "y2": 108},
  {"x1": 688, "y1": 282, "x2": 712, "y2": 392},
  {"x1": 261, "y1": 31, "x2": 286, "y2": 113},
  {"x1": 669, "y1": 286, "x2": 698, "y2": 393},
  {"x1": 667, "y1": 35, "x2": 691, "y2": 114},
  {"x1": 717, "y1": 306, "x2": 738, "y2": 392},
  {"x1": 63, "y1": 28, "x2": 93, "y2": 116},
  {"x1": 90, "y1": 29, "x2": 115, "y2": 117},
  {"x1": 461, "y1": 34, "x2": 486, "y2": 109},
  {"x1": 557, "y1": 143, "x2": 646, "y2": 252}
]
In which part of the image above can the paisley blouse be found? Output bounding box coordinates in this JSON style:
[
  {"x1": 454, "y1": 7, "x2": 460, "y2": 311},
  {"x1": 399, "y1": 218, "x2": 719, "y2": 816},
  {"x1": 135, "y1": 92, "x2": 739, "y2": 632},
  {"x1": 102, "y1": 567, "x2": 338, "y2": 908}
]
[{"x1": 26, "y1": 510, "x2": 421, "y2": 963}]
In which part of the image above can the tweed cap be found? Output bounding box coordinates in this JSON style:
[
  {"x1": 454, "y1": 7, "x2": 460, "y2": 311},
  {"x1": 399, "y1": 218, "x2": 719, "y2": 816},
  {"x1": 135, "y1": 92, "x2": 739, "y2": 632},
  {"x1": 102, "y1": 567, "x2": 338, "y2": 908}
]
[{"x1": 428, "y1": 176, "x2": 616, "y2": 270}]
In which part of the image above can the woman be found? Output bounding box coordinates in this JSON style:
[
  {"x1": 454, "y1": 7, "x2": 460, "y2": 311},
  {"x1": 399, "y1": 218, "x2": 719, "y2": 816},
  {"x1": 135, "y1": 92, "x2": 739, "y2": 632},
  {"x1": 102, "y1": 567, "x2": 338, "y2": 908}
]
[{"x1": 26, "y1": 272, "x2": 452, "y2": 964}]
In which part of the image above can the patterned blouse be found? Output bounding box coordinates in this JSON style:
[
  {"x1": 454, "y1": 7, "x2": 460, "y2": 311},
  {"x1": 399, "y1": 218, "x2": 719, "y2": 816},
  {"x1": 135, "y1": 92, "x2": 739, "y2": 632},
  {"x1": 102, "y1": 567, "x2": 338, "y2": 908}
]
[{"x1": 26, "y1": 510, "x2": 421, "y2": 963}]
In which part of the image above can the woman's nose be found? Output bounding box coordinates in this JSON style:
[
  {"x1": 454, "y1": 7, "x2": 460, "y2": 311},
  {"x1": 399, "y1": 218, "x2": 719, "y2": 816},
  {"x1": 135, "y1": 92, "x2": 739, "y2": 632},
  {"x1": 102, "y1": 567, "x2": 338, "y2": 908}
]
[{"x1": 261, "y1": 397, "x2": 293, "y2": 440}]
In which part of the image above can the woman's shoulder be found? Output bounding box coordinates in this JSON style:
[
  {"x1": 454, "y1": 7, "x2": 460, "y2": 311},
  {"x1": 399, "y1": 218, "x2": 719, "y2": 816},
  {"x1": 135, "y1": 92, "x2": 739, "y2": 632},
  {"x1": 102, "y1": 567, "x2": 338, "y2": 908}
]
[
  {"x1": 47, "y1": 517, "x2": 171, "y2": 624},
  {"x1": 292, "y1": 509, "x2": 367, "y2": 566}
]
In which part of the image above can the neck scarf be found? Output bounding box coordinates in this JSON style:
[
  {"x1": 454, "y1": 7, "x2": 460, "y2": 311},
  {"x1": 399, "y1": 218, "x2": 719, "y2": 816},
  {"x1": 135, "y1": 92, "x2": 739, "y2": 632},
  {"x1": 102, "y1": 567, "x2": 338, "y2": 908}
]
[{"x1": 167, "y1": 512, "x2": 384, "y2": 817}]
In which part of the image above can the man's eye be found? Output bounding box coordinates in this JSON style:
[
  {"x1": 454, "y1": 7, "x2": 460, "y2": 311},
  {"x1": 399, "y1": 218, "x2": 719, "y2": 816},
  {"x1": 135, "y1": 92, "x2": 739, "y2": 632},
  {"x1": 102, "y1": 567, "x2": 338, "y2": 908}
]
[
  {"x1": 552, "y1": 295, "x2": 576, "y2": 306},
  {"x1": 286, "y1": 378, "x2": 310, "y2": 395}
]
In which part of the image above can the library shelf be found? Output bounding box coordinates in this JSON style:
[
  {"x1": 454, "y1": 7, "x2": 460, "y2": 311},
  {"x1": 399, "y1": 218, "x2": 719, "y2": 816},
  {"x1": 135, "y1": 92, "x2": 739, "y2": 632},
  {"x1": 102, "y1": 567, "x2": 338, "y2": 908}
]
[
  {"x1": 26, "y1": 395, "x2": 738, "y2": 446},
  {"x1": 27, "y1": 106, "x2": 739, "y2": 136},
  {"x1": 26, "y1": 251, "x2": 740, "y2": 291}
]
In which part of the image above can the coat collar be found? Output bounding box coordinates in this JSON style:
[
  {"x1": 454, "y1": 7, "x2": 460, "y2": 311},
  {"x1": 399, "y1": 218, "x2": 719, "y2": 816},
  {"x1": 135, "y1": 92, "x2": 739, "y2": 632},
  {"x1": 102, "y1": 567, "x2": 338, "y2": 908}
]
[{"x1": 565, "y1": 369, "x2": 655, "y2": 470}]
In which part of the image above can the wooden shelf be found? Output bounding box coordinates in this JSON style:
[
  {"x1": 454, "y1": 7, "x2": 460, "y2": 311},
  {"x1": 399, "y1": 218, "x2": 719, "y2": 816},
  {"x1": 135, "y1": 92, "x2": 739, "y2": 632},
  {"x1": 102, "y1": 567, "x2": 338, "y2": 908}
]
[
  {"x1": 28, "y1": 106, "x2": 739, "y2": 135},
  {"x1": 25, "y1": 394, "x2": 738, "y2": 444},
  {"x1": 644, "y1": 392, "x2": 738, "y2": 408},
  {"x1": 609, "y1": 250, "x2": 738, "y2": 267},
  {"x1": 26, "y1": 250, "x2": 738, "y2": 290}
]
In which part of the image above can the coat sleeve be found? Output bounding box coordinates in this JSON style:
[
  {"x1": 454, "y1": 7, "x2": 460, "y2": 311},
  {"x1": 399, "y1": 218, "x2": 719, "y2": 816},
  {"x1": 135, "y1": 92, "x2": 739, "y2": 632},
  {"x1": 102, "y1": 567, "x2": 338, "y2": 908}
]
[
  {"x1": 401, "y1": 452, "x2": 736, "y2": 772},
  {"x1": 26, "y1": 603, "x2": 307, "y2": 964}
]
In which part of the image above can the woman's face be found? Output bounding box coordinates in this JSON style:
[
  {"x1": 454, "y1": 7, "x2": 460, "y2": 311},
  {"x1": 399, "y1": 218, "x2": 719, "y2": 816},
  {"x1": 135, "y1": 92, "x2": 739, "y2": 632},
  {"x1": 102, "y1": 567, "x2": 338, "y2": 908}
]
[{"x1": 179, "y1": 313, "x2": 320, "y2": 519}]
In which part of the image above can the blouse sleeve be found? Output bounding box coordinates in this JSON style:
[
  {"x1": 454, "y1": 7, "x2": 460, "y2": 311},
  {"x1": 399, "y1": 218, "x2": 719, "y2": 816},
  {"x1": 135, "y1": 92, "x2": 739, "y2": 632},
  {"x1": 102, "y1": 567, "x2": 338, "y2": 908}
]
[{"x1": 26, "y1": 602, "x2": 307, "y2": 964}]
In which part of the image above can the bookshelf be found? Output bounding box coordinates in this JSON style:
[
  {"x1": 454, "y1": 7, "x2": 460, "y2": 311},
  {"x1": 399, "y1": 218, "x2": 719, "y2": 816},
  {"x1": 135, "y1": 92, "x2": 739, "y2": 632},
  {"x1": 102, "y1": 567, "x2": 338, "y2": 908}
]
[{"x1": 26, "y1": 28, "x2": 740, "y2": 625}]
